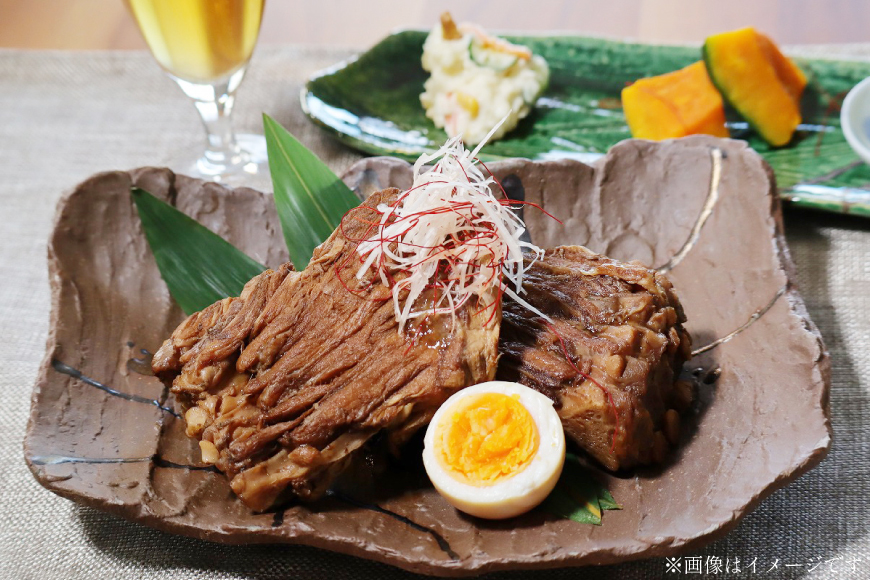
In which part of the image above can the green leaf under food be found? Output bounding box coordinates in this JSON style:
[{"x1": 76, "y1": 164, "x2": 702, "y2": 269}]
[
  {"x1": 303, "y1": 30, "x2": 870, "y2": 216},
  {"x1": 598, "y1": 488, "x2": 622, "y2": 511},
  {"x1": 132, "y1": 187, "x2": 267, "y2": 315},
  {"x1": 263, "y1": 114, "x2": 361, "y2": 269},
  {"x1": 540, "y1": 453, "x2": 618, "y2": 525}
]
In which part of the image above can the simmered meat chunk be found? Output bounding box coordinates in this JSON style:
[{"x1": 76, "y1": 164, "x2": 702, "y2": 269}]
[
  {"x1": 497, "y1": 246, "x2": 691, "y2": 470},
  {"x1": 153, "y1": 188, "x2": 500, "y2": 511}
]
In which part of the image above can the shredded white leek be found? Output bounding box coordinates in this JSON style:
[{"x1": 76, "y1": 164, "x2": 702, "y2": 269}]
[{"x1": 356, "y1": 122, "x2": 549, "y2": 332}]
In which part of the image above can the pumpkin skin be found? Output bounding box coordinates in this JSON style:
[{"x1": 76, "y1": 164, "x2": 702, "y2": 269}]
[
  {"x1": 621, "y1": 61, "x2": 729, "y2": 141},
  {"x1": 704, "y1": 27, "x2": 806, "y2": 147}
]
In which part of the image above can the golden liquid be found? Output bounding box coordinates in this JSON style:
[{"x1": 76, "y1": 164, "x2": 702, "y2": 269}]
[{"x1": 127, "y1": 0, "x2": 265, "y2": 83}]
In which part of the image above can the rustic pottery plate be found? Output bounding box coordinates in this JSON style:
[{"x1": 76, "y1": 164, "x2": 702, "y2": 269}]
[
  {"x1": 26, "y1": 136, "x2": 830, "y2": 576},
  {"x1": 303, "y1": 31, "x2": 870, "y2": 216}
]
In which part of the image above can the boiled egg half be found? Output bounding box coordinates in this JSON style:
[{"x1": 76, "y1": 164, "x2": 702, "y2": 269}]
[{"x1": 422, "y1": 381, "x2": 565, "y2": 519}]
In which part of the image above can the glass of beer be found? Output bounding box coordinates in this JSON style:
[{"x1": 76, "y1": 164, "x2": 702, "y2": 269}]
[{"x1": 126, "y1": 0, "x2": 268, "y2": 184}]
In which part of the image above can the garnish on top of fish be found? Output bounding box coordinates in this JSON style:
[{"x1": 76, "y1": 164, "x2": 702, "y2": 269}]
[{"x1": 420, "y1": 12, "x2": 549, "y2": 145}]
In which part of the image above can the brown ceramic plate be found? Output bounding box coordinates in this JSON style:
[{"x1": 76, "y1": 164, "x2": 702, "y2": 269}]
[{"x1": 25, "y1": 136, "x2": 830, "y2": 576}]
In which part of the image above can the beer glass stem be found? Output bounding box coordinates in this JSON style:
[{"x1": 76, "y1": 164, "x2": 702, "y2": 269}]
[{"x1": 172, "y1": 67, "x2": 251, "y2": 177}]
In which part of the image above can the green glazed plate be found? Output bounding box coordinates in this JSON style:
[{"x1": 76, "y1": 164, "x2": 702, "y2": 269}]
[{"x1": 302, "y1": 30, "x2": 870, "y2": 217}]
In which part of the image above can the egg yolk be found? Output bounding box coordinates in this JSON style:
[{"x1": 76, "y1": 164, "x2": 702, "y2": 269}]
[{"x1": 435, "y1": 392, "x2": 539, "y2": 485}]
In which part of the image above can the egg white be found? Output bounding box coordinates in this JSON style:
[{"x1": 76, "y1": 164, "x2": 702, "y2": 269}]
[{"x1": 422, "y1": 381, "x2": 565, "y2": 519}]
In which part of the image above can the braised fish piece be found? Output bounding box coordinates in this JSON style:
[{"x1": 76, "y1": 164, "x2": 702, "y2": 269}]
[
  {"x1": 153, "y1": 188, "x2": 501, "y2": 511},
  {"x1": 497, "y1": 245, "x2": 692, "y2": 471}
]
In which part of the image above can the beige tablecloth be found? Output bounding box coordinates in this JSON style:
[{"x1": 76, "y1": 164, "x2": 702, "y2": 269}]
[{"x1": 1, "y1": 45, "x2": 869, "y2": 579}]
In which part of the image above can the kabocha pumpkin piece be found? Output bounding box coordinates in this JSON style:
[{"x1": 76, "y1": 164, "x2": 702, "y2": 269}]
[
  {"x1": 622, "y1": 61, "x2": 728, "y2": 141},
  {"x1": 755, "y1": 32, "x2": 807, "y2": 103},
  {"x1": 703, "y1": 27, "x2": 805, "y2": 147}
]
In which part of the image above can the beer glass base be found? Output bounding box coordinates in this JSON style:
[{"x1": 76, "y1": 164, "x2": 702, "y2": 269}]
[{"x1": 170, "y1": 133, "x2": 271, "y2": 191}]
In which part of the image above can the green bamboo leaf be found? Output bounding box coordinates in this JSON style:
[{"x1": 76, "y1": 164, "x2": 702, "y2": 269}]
[
  {"x1": 542, "y1": 484, "x2": 601, "y2": 525},
  {"x1": 540, "y1": 453, "x2": 616, "y2": 525},
  {"x1": 132, "y1": 187, "x2": 267, "y2": 315},
  {"x1": 263, "y1": 114, "x2": 360, "y2": 268},
  {"x1": 598, "y1": 488, "x2": 622, "y2": 511}
]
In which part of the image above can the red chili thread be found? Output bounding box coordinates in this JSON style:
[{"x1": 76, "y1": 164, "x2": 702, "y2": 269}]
[
  {"x1": 476, "y1": 158, "x2": 563, "y2": 225},
  {"x1": 335, "y1": 153, "x2": 576, "y2": 372}
]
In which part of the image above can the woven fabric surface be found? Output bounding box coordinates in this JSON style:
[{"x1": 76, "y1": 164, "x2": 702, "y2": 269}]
[{"x1": 1, "y1": 44, "x2": 868, "y2": 580}]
